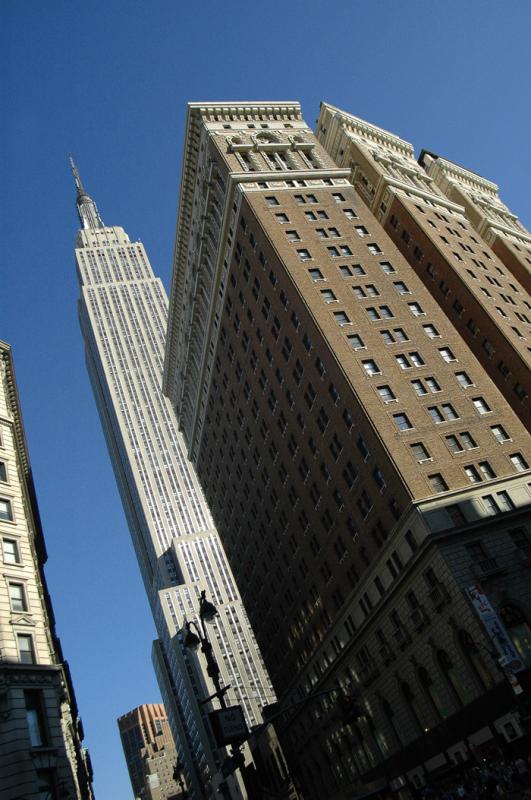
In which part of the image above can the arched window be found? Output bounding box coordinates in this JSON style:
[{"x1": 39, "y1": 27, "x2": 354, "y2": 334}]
[
  {"x1": 437, "y1": 649, "x2": 472, "y2": 705},
  {"x1": 458, "y1": 630, "x2": 494, "y2": 689},
  {"x1": 418, "y1": 666, "x2": 452, "y2": 719},
  {"x1": 500, "y1": 604, "x2": 531, "y2": 666}
]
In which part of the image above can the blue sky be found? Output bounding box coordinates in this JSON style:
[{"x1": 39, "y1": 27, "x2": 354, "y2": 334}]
[{"x1": 2, "y1": 1, "x2": 530, "y2": 797}]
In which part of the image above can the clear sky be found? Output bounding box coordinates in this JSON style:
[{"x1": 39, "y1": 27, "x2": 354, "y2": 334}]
[{"x1": 2, "y1": 1, "x2": 530, "y2": 797}]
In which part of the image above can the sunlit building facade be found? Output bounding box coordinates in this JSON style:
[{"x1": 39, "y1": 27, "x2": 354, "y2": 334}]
[
  {"x1": 0, "y1": 341, "x2": 94, "y2": 800},
  {"x1": 164, "y1": 102, "x2": 531, "y2": 800},
  {"x1": 71, "y1": 164, "x2": 274, "y2": 799}
]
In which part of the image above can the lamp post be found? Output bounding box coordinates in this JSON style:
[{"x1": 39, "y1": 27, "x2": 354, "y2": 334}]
[
  {"x1": 183, "y1": 591, "x2": 246, "y2": 798},
  {"x1": 184, "y1": 591, "x2": 228, "y2": 709}
]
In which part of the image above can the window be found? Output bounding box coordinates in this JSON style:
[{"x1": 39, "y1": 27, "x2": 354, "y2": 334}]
[
  {"x1": 497, "y1": 491, "x2": 515, "y2": 511},
  {"x1": 510, "y1": 453, "x2": 528, "y2": 472},
  {"x1": 18, "y1": 633, "x2": 35, "y2": 664},
  {"x1": 491, "y1": 425, "x2": 511, "y2": 444},
  {"x1": 357, "y1": 436, "x2": 370, "y2": 461},
  {"x1": 393, "y1": 281, "x2": 410, "y2": 294},
  {"x1": 344, "y1": 208, "x2": 358, "y2": 219},
  {"x1": 276, "y1": 212, "x2": 289, "y2": 224},
  {"x1": 266, "y1": 196, "x2": 279, "y2": 206},
  {"x1": 367, "y1": 307, "x2": 380, "y2": 321},
  {"x1": 327, "y1": 246, "x2": 340, "y2": 258},
  {"x1": 394, "y1": 327, "x2": 408, "y2": 342},
  {"x1": 428, "y1": 406, "x2": 444, "y2": 423},
  {"x1": 0, "y1": 462, "x2": 6, "y2": 482},
  {"x1": 411, "y1": 442, "x2": 430, "y2": 462},
  {"x1": 352, "y1": 286, "x2": 366, "y2": 299},
  {"x1": 408, "y1": 302, "x2": 424, "y2": 316},
  {"x1": 332, "y1": 192, "x2": 345, "y2": 203},
  {"x1": 352, "y1": 264, "x2": 366, "y2": 276},
  {"x1": 286, "y1": 229, "x2": 300, "y2": 242},
  {"x1": 394, "y1": 413, "x2": 413, "y2": 431},
  {"x1": 362, "y1": 359, "x2": 380, "y2": 376},
  {"x1": 2, "y1": 538, "x2": 20, "y2": 564},
  {"x1": 333, "y1": 311, "x2": 351, "y2": 326},
  {"x1": 355, "y1": 225, "x2": 369, "y2": 237},
  {"x1": 305, "y1": 211, "x2": 316, "y2": 221},
  {"x1": 320, "y1": 289, "x2": 337, "y2": 303},
  {"x1": 410, "y1": 352, "x2": 424, "y2": 367},
  {"x1": 9, "y1": 582, "x2": 27, "y2": 612},
  {"x1": 25, "y1": 690, "x2": 47, "y2": 747},
  {"x1": 479, "y1": 461, "x2": 496, "y2": 480},
  {"x1": 482, "y1": 495, "x2": 500, "y2": 515},
  {"x1": 456, "y1": 371, "x2": 473, "y2": 388},
  {"x1": 379, "y1": 261, "x2": 395, "y2": 273},
  {"x1": 340, "y1": 245, "x2": 352, "y2": 256},
  {"x1": 439, "y1": 347, "x2": 456, "y2": 363},
  {"x1": 340, "y1": 265, "x2": 352, "y2": 277},
  {"x1": 442, "y1": 403, "x2": 459, "y2": 420},
  {"x1": 426, "y1": 377, "x2": 441, "y2": 393},
  {"x1": 366, "y1": 284, "x2": 379, "y2": 297},
  {"x1": 378, "y1": 385, "x2": 396, "y2": 402},
  {"x1": 308, "y1": 267, "x2": 324, "y2": 282},
  {"x1": 344, "y1": 332, "x2": 365, "y2": 352},
  {"x1": 472, "y1": 397, "x2": 491, "y2": 415},
  {"x1": 395, "y1": 354, "x2": 411, "y2": 370},
  {"x1": 429, "y1": 473, "x2": 448, "y2": 493},
  {"x1": 367, "y1": 243, "x2": 382, "y2": 255},
  {"x1": 423, "y1": 324, "x2": 439, "y2": 338},
  {"x1": 461, "y1": 431, "x2": 477, "y2": 450},
  {"x1": 446, "y1": 435, "x2": 463, "y2": 454},
  {"x1": 411, "y1": 379, "x2": 427, "y2": 396},
  {"x1": 380, "y1": 305, "x2": 393, "y2": 319},
  {"x1": 0, "y1": 498, "x2": 13, "y2": 521},
  {"x1": 465, "y1": 465, "x2": 481, "y2": 483},
  {"x1": 297, "y1": 249, "x2": 312, "y2": 261}
]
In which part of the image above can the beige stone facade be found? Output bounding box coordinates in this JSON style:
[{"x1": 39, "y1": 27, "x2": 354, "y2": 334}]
[
  {"x1": 0, "y1": 341, "x2": 94, "y2": 800},
  {"x1": 163, "y1": 102, "x2": 531, "y2": 800}
]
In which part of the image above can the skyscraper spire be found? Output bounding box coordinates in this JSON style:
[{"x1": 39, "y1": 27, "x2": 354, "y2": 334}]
[{"x1": 69, "y1": 155, "x2": 104, "y2": 230}]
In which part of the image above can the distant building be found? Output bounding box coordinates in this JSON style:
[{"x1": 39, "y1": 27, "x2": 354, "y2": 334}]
[
  {"x1": 164, "y1": 102, "x2": 531, "y2": 800},
  {"x1": 118, "y1": 703, "x2": 184, "y2": 800},
  {"x1": 0, "y1": 340, "x2": 94, "y2": 800}
]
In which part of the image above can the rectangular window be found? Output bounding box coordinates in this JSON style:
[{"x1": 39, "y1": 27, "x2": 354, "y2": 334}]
[
  {"x1": 320, "y1": 289, "x2": 337, "y2": 303},
  {"x1": 0, "y1": 498, "x2": 13, "y2": 521},
  {"x1": 286, "y1": 229, "x2": 300, "y2": 242},
  {"x1": 0, "y1": 462, "x2": 6, "y2": 482},
  {"x1": 423, "y1": 324, "x2": 439, "y2": 338},
  {"x1": 497, "y1": 491, "x2": 515, "y2": 511},
  {"x1": 379, "y1": 261, "x2": 395, "y2": 273},
  {"x1": 333, "y1": 311, "x2": 351, "y2": 326},
  {"x1": 446, "y1": 435, "x2": 463, "y2": 454},
  {"x1": 308, "y1": 268, "x2": 324, "y2": 282},
  {"x1": 479, "y1": 461, "x2": 496, "y2": 480},
  {"x1": 439, "y1": 347, "x2": 456, "y2": 362},
  {"x1": 408, "y1": 302, "x2": 424, "y2": 316},
  {"x1": 347, "y1": 334, "x2": 365, "y2": 350},
  {"x1": 367, "y1": 243, "x2": 382, "y2": 255},
  {"x1": 411, "y1": 379, "x2": 427, "y2": 396},
  {"x1": 426, "y1": 376, "x2": 441, "y2": 393},
  {"x1": 18, "y1": 633, "x2": 36, "y2": 664},
  {"x1": 393, "y1": 281, "x2": 410, "y2": 294},
  {"x1": 355, "y1": 225, "x2": 369, "y2": 237},
  {"x1": 473, "y1": 397, "x2": 491, "y2": 415},
  {"x1": 491, "y1": 424, "x2": 510, "y2": 443},
  {"x1": 266, "y1": 196, "x2": 279, "y2": 206},
  {"x1": 411, "y1": 442, "x2": 430, "y2": 461},
  {"x1": 378, "y1": 385, "x2": 396, "y2": 402},
  {"x1": 456, "y1": 371, "x2": 473, "y2": 388},
  {"x1": 25, "y1": 690, "x2": 47, "y2": 747},
  {"x1": 465, "y1": 465, "x2": 481, "y2": 483},
  {"x1": 9, "y1": 582, "x2": 27, "y2": 612},
  {"x1": 394, "y1": 413, "x2": 413, "y2": 431},
  {"x1": 362, "y1": 359, "x2": 380, "y2": 376},
  {"x1": 297, "y1": 249, "x2": 312, "y2": 261},
  {"x1": 429, "y1": 473, "x2": 448, "y2": 493},
  {"x1": 2, "y1": 538, "x2": 20, "y2": 564},
  {"x1": 510, "y1": 453, "x2": 528, "y2": 472}
]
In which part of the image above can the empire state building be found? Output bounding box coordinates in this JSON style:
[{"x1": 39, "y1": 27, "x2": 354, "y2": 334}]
[{"x1": 71, "y1": 160, "x2": 274, "y2": 799}]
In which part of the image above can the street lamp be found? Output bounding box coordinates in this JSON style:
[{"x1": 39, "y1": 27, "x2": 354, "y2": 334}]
[{"x1": 184, "y1": 590, "x2": 227, "y2": 706}]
